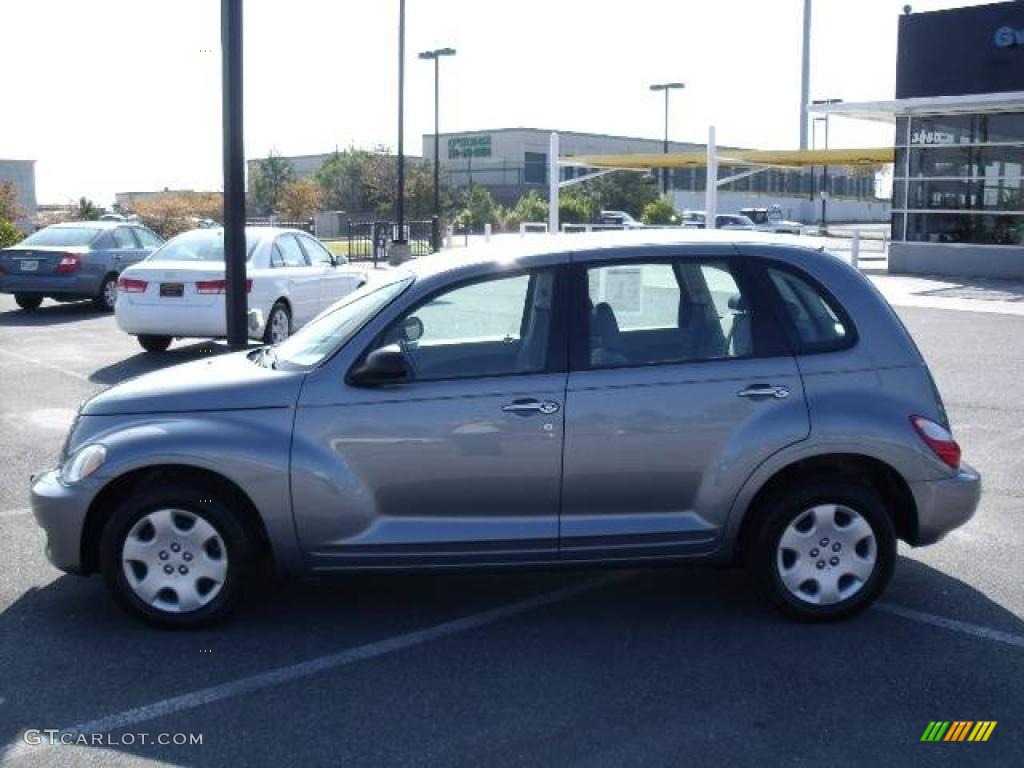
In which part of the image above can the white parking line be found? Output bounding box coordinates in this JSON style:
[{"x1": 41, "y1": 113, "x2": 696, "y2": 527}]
[
  {"x1": 2, "y1": 572, "x2": 628, "y2": 762},
  {"x1": 876, "y1": 602, "x2": 1024, "y2": 649},
  {"x1": 0, "y1": 347, "x2": 91, "y2": 383}
]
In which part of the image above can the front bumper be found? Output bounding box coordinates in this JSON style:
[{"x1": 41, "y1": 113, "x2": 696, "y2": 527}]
[
  {"x1": 30, "y1": 469, "x2": 103, "y2": 574},
  {"x1": 908, "y1": 462, "x2": 981, "y2": 546}
]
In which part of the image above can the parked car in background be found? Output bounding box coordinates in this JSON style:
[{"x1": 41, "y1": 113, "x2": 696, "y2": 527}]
[
  {"x1": 740, "y1": 206, "x2": 804, "y2": 235},
  {"x1": 114, "y1": 227, "x2": 366, "y2": 352},
  {"x1": 0, "y1": 221, "x2": 164, "y2": 311},
  {"x1": 597, "y1": 210, "x2": 644, "y2": 229},
  {"x1": 32, "y1": 231, "x2": 979, "y2": 626},
  {"x1": 679, "y1": 212, "x2": 756, "y2": 230}
]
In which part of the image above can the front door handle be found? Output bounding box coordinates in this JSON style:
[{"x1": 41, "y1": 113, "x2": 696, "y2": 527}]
[
  {"x1": 502, "y1": 399, "x2": 560, "y2": 415},
  {"x1": 737, "y1": 384, "x2": 791, "y2": 400}
]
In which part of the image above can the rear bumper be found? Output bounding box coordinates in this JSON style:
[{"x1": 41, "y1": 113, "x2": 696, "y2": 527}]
[
  {"x1": 29, "y1": 469, "x2": 102, "y2": 574},
  {"x1": 908, "y1": 462, "x2": 981, "y2": 546},
  {"x1": 116, "y1": 298, "x2": 267, "y2": 340},
  {"x1": 0, "y1": 273, "x2": 101, "y2": 296}
]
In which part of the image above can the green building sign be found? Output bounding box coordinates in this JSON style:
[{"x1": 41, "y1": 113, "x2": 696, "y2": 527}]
[{"x1": 448, "y1": 135, "x2": 492, "y2": 160}]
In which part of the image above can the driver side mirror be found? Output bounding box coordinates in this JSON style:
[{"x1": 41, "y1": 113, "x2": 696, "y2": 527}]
[{"x1": 348, "y1": 345, "x2": 410, "y2": 387}]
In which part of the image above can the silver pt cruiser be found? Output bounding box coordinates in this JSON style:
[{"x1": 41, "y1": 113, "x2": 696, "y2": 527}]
[{"x1": 30, "y1": 232, "x2": 981, "y2": 627}]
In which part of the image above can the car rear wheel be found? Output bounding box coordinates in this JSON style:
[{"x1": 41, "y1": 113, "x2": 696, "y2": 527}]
[
  {"x1": 14, "y1": 293, "x2": 43, "y2": 311},
  {"x1": 747, "y1": 481, "x2": 895, "y2": 621},
  {"x1": 137, "y1": 334, "x2": 172, "y2": 353},
  {"x1": 93, "y1": 273, "x2": 118, "y2": 312},
  {"x1": 100, "y1": 481, "x2": 254, "y2": 628},
  {"x1": 263, "y1": 301, "x2": 291, "y2": 345}
]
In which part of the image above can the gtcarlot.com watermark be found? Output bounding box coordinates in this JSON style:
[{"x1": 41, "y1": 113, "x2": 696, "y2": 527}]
[{"x1": 23, "y1": 729, "x2": 203, "y2": 747}]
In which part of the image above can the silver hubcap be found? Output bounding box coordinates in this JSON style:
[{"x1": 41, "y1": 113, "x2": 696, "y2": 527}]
[
  {"x1": 121, "y1": 508, "x2": 228, "y2": 614},
  {"x1": 104, "y1": 279, "x2": 118, "y2": 308},
  {"x1": 776, "y1": 504, "x2": 877, "y2": 606},
  {"x1": 269, "y1": 309, "x2": 289, "y2": 343}
]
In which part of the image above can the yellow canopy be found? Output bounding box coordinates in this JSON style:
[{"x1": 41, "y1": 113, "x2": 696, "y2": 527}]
[{"x1": 561, "y1": 147, "x2": 894, "y2": 169}]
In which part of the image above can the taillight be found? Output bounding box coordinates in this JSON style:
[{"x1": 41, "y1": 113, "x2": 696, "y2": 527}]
[
  {"x1": 56, "y1": 253, "x2": 81, "y2": 273},
  {"x1": 117, "y1": 277, "x2": 148, "y2": 293},
  {"x1": 195, "y1": 279, "x2": 252, "y2": 294},
  {"x1": 910, "y1": 415, "x2": 961, "y2": 470}
]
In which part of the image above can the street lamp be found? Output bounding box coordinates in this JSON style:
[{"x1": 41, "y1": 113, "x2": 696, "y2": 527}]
[
  {"x1": 649, "y1": 82, "x2": 685, "y2": 194},
  {"x1": 419, "y1": 47, "x2": 456, "y2": 252},
  {"x1": 811, "y1": 97, "x2": 843, "y2": 233}
]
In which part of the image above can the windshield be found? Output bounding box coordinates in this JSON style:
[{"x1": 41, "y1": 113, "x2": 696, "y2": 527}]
[
  {"x1": 272, "y1": 276, "x2": 413, "y2": 369},
  {"x1": 743, "y1": 210, "x2": 769, "y2": 224},
  {"x1": 21, "y1": 227, "x2": 103, "y2": 247},
  {"x1": 148, "y1": 229, "x2": 260, "y2": 262}
]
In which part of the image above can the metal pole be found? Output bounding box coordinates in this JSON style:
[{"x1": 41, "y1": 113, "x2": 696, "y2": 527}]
[
  {"x1": 705, "y1": 125, "x2": 718, "y2": 229},
  {"x1": 221, "y1": 0, "x2": 247, "y2": 348},
  {"x1": 662, "y1": 88, "x2": 669, "y2": 194},
  {"x1": 432, "y1": 55, "x2": 440, "y2": 250},
  {"x1": 548, "y1": 132, "x2": 559, "y2": 235},
  {"x1": 822, "y1": 112, "x2": 830, "y2": 232},
  {"x1": 800, "y1": 0, "x2": 812, "y2": 149},
  {"x1": 395, "y1": 0, "x2": 406, "y2": 243}
]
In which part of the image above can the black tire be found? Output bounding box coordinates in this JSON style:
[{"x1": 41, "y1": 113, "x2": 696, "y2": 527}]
[
  {"x1": 263, "y1": 301, "x2": 291, "y2": 345},
  {"x1": 14, "y1": 293, "x2": 43, "y2": 311},
  {"x1": 138, "y1": 334, "x2": 172, "y2": 353},
  {"x1": 93, "y1": 273, "x2": 118, "y2": 312},
  {"x1": 746, "y1": 481, "x2": 896, "y2": 621},
  {"x1": 99, "y1": 479, "x2": 254, "y2": 628}
]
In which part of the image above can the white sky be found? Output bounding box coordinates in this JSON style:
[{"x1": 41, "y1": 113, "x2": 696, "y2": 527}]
[{"x1": 2, "y1": 0, "x2": 994, "y2": 205}]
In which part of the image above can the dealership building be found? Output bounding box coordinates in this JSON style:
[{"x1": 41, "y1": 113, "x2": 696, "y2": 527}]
[
  {"x1": 423, "y1": 128, "x2": 885, "y2": 222},
  {"x1": 813, "y1": 1, "x2": 1024, "y2": 278}
]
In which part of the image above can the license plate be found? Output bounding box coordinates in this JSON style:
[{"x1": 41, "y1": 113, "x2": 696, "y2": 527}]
[
  {"x1": 160, "y1": 282, "x2": 184, "y2": 298},
  {"x1": 19, "y1": 260, "x2": 38, "y2": 272}
]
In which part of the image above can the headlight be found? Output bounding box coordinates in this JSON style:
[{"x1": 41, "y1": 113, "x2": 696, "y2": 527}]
[{"x1": 60, "y1": 444, "x2": 107, "y2": 485}]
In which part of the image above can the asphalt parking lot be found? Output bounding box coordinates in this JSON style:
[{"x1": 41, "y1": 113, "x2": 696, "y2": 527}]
[{"x1": 0, "y1": 290, "x2": 1022, "y2": 767}]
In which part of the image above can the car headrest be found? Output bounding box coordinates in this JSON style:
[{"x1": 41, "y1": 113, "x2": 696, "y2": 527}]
[
  {"x1": 728, "y1": 293, "x2": 748, "y2": 312},
  {"x1": 592, "y1": 302, "x2": 620, "y2": 339}
]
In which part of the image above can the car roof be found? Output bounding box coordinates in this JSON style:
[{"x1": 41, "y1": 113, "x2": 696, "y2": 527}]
[
  {"x1": 402, "y1": 228, "x2": 831, "y2": 285},
  {"x1": 49, "y1": 220, "x2": 128, "y2": 230}
]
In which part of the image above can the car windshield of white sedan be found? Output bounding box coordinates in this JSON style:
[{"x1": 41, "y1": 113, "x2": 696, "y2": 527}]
[
  {"x1": 147, "y1": 230, "x2": 259, "y2": 262},
  {"x1": 21, "y1": 227, "x2": 103, "y2": 247},
  {"x1": 270, "y1": 276, "x2": 414, "y2": 369}
]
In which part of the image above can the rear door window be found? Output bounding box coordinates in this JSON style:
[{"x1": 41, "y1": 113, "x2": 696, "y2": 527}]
[
  {"x1": 112, "y1": 228, "x2": 139, "y2": 248},
  {"x1": 766, "y1": 267, "x2": 851, "y2": 351}
]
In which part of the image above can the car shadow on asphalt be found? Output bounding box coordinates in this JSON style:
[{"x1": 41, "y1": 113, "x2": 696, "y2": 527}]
[
  {"x1": 0, "y1": 301, "x2": 103, "y2": 326},
  {"x1": 88, "y1": 341, "x2": 241, "y2": 387},
  {"x1": 0, "y1": 556, "x2": 1021, "y2": 763}
]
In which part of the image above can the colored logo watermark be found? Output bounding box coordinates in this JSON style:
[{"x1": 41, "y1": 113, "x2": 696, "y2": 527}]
[{"x1": 921, "y1": 721, "x2": 997, "y2": 742}]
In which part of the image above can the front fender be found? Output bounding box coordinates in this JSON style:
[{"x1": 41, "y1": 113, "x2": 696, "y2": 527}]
[{"x1": 81, "y1": 409, "x2": 304, "y2": 574}]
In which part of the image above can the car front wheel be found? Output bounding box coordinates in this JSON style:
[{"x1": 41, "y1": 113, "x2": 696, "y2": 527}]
[
  {"x1": 747, "y1": 481, "x2": 895, "y2": 621},
  {"x1": 100, "y1": 481, "x2": 254, "y2": 627},
  {"x1": 263, "y1": 301, "x2": 291, "y2": 345}
]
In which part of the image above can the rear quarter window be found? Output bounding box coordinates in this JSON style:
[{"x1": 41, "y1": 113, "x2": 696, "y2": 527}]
[{"x1": 766, "y1": 267, "x2": 853, "y2": 353}]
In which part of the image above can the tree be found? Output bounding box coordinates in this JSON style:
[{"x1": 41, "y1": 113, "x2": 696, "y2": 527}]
[
  {"x1": 74, "y1": 197, "x2": 102, "y2": 221},
  {"x1": 641, "y1": 197, "x2": 680, "y2": 225},
  {"x1": 0, "y1": 219, "x2": 23, "y2": 248},
  {"x1": 277, "y1": 179, "x2": 324, "y2": 221},
  {"x1": 559, "y1": 190, "x2": 593, "y2": 224},
  {"x1": 316, "y1": 148, "x2": 370, "y2": 212},
  {"x1": 0, "y1": 182, "x2": 24, "y2": 225},
  {"x1": 513, "y1": 190, "x2": 548, "y2": 224},
  {"x1": 453, "y1": 184, "x2": 497, "y2": 232},
  {"x1": 577, "y1": 171, "x2": 660, "y2": 218},
  {"x1": 249, "y1": 151, "x2": 295, "y2": 214},
  {"x1": 130, "y1": 192, "x2": 224, "y2": 238}
]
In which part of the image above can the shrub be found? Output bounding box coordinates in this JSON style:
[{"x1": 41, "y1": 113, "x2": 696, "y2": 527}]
[
  {"x1": 0, "y1": 219, "x2": 24, "y2": 248},
  {"x1": 641, "y1": 197, "x2": 680, "y2": 226}
]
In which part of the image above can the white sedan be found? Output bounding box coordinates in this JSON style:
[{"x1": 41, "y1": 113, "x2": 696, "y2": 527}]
[{"x1": 115, "y1": 227, "x2": 366, "y2": 352}]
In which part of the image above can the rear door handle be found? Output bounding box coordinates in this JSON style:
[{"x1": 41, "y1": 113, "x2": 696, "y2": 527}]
[
  {"x1": 737, "y1": 384, "x2": 791, "y2": 400},
  {"x1": 502, "y1": 399, "x2": 560, "y2": 415}
]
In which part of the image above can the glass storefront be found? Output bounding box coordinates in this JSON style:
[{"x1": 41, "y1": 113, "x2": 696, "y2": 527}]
[{"x1": 892, "y1": 111, "x2": 1024, "y2": 245}]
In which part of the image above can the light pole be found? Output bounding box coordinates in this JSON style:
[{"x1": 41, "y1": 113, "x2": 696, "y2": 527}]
[
  {"x1": 419, "y1": 47, "x2": 456, "y2": 252},
  {"x1": 649, "y1": 82, "x2": 685, "y2": 194},
  {"x1": 391, "y1": 0, "x2": 409, "y2": 264},
  {"x1": 221, "y1": 0, "x2": 247, "y2": 348},
  {"x1": 812, "y1": 97, "x2": 842, "y2": 233}
]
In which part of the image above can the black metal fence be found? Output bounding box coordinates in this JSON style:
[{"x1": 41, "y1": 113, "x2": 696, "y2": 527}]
[{"x1": 346, "y1": 220, "x2": 436, "y2": 264}]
